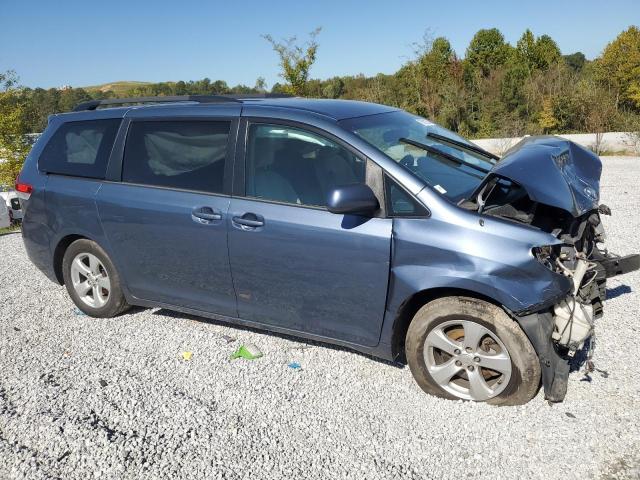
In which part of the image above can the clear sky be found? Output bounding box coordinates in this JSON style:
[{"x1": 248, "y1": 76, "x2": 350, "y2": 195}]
[{"x1": 2, "y1": 0, "x2": 639, "y2": 89}]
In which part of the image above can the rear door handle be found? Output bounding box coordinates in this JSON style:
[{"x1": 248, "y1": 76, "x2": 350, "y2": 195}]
[
  {"x1": 192, "y1": 206, "x2": 222, "y2": 223},
  {"x1": 232, "y1": 213, "x2": 264, "y2": 228}
]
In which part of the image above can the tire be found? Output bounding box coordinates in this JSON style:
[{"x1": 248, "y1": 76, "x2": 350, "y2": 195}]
[
  {"x1": 405, "y1": 296, "x2": 540, "y2": 406},
  {"x1": 62, "y1": 239, "x2": 130, "y2": 318}
]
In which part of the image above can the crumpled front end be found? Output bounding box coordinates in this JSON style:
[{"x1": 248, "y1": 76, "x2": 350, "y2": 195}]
[
  {"x1": 517, "y1": 209, "x2": 639, "y2": 401},
  {"x1": 464, "y1": 136, "x2": 640, "y2": 401}
]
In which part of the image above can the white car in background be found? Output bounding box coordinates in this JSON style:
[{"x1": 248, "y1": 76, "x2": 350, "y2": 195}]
[
  {"x1": 0, "y1": 190, "x2": 23, "y2": 223},
  {"x1": 0, "y1": 200, "x2": 10, "y2": 229}
]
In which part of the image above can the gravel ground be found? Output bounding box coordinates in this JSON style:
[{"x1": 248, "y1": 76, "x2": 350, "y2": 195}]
[{"x1": 1, "y1": 156, "x2": 639, "y2": 480}]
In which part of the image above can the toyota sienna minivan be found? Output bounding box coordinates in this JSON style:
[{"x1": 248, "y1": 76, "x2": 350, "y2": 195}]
[{"x1": 17, "y1": 95, "x2": 639, "y2": 405}]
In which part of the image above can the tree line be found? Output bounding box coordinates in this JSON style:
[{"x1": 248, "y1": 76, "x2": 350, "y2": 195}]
[
  {"x1": 297, "y1": 26, "x2": 639, "y2": 139},
  {"x1": 1, "y1": 25, "x2": 639, "y2": 185}
]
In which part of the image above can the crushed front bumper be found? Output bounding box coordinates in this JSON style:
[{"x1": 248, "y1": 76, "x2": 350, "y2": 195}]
[{"x1": 515, "y1": 252, "x2": 639, "y2": 402}]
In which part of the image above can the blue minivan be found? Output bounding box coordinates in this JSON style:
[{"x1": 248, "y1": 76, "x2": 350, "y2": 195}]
[{"x1": 17, "y1": 95, "x2": 638, "y2": 405}]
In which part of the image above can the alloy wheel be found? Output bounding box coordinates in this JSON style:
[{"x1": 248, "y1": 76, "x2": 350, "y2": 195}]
[
  {"x1": 423, "y1": 320, "x2": 512, "y2": 401},
  {"x1": 70, "y1": 252, "x2": 111, "y2": 309}
]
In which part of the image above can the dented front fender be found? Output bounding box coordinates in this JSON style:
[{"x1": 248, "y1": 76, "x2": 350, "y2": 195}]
[{"x1": 387, "y1": 211, "x2": 573, "y2": 317}]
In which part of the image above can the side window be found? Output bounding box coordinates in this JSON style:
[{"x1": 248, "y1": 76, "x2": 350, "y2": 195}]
[
  {"x1": 245, "y1": 124, "x2": 366, "y2": 207},
  {"x1": 39, "y1": 119, "x2": 121, "y2": 178},
  {"x1": 123, "y1": 121, "x2": 230, "y2": 194},
  {"x1": 385, "y1": 176, "x2": 428, "y2": 217}
]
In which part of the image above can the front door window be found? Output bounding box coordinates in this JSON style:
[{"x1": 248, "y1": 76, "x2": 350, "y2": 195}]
[{"x1": 245, "y1": 124, "x2": 366, "y2": 207}]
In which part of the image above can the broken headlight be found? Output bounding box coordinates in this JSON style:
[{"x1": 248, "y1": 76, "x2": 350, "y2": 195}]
[{"x1": 532, "y1": 245, "x2": 561, "y2": 271}]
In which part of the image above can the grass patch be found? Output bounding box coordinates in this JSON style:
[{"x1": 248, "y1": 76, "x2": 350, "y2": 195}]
[
  {"x1": 598, "y1": 150, "x2": 640, "y2": 156},
  {"x1": 0, "y1": 224, "x2": 21, "y2": 236},
  {"x1": 83, "y1": 81, "x2": 152, "y2": 96}
]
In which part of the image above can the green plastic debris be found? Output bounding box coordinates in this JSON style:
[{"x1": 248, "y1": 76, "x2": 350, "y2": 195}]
[{"x1": 230, "y1": 343, "x2": 263, "y2": 361}]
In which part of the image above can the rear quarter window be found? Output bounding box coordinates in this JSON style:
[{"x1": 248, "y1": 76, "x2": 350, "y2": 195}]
[{"x1": 38, "y1": 119, "x2": 121, "y2": 179}]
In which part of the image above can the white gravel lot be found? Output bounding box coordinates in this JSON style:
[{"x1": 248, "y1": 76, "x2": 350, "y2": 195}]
[{"x1": 1, "y1": 156, "x2": 639, "y2": 480}]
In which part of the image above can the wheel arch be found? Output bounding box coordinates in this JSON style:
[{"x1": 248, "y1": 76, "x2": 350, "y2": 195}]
[
  {"x1": 390, "y1": 287, "x2": 504, "y2": 363},
  {"x1": 52, "y1": 234, "x2": 90, "y2": 285}
]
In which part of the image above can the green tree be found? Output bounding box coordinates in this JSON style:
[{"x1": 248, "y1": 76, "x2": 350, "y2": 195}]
[
  {"x1": 533, "y1": 35, "x2": 561, "y2": 70},
  {"x1": 412, "y1": 36, "x2": 457, "y2": 118},
  {"x1": 270, "y1": 82, "x2": 286, "y2": 94},
  {"x1": 563, "y1": 52, "x2": 586, "y2": 72},
  {"x1": 417, "y1": 36, "x2": 455, "y2": 82},
  {"x1": 516, "y1": 29, "x2": 536, "y2": 71},
  {"x1": 500, "y1": 62, "x2": 529, "y2": 113},
  {"x1": 463, "y1": 29, "x2": 516, "y2": 135},
  {"x1": 515, "y1": 29, "x2": 561, "y2": 71},
  {"x1": 434, "y1": 60, "x2": 469, "y2": 133},
  {"x1": 322, "y1": 77, "x2": 345, "y2": 98},
  {"x1": 174, "y1": 80, "x2": 187, "y2": 95},
  {"x1": 595, "y1": 25, "x2": 640, "y2": 109},
  {"x1": 262, "y1": 27, "x2": 321, "y2": 96},
  {"x1": 465, "y1": 28, "x2": 512, "y2": 76},
  {"x1": 0, "y1": 71, "x2": 31, "y2": 186}
]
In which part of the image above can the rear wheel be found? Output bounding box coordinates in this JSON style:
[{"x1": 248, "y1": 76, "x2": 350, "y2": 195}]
[
  {"x1": 405, "y1": 296, "x2": 540, "y2": 406},
  {"x1": 62, "y1": 239, "x2": 129, "y2": 318}
]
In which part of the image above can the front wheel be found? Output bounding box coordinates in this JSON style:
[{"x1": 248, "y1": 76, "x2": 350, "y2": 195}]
[
  {"x1": 62, "y1": 239, "x2": 130, "y2": 318},
  {"x1": 405, "y1": 297, "x2": 540, "y2": 406}
]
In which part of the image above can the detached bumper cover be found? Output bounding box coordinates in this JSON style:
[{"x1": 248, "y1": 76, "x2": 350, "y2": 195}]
[{"x1": 517, "y1": 311, "x2": 569, "y2": 402}]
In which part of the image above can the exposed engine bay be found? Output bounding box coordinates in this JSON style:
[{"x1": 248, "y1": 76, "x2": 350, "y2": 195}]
[
  {"x1": 461, "y1": 136, "x2": 640, "y2": 400},
  {"x1": 476, "y1": 186, "x2": 636, "y2": 354}
]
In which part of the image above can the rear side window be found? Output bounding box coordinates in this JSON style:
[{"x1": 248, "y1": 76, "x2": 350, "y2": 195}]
[
  {"x1": 123, "y1": 121, "x2": 230, "y2": 194},
  {"x1": 39, "y1": 119, "x2": 121, "y2": 178}
]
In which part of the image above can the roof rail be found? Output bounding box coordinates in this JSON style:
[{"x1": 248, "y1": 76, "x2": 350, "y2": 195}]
[
  {"x1": 72, "y1": 95, "x2": 240, "y2": 112},
  {"x1": 72, "y1": 93, "x2": 293, "y2": 112},
  {"x1": 228, "y1": 93, "x2": 293, "y2": 99}
]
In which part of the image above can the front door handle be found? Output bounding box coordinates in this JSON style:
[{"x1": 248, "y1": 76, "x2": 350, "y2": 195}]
[
  {"x1": 192, "y1": 206, "x2": 222, "y2": 223},
  {"x1": 232, "y1": 213, "x2": 264, "y2": 228}
]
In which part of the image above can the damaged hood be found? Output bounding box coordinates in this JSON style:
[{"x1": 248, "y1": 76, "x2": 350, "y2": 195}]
[{"x1": 489, "y1": 136, "x2": 602, "y2": 217}]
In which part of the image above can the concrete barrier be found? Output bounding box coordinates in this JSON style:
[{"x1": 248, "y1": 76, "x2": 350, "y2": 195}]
[{"x1": 472, "y1": 132, "x2": 640, "y2": 156}]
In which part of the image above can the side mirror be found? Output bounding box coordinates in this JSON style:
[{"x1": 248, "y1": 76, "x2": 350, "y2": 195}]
[{"x1": 327, "y1": 184, "x2": 379, "y2": 215}]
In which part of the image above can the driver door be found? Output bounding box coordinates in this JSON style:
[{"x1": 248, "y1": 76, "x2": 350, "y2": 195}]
[{"x1": 227, "y1": 121, "x2": 392, "y2": 346}]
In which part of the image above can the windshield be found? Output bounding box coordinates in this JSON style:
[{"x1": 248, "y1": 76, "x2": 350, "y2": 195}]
[{"x1": 340, "y1": 111, "x2": 496, "y2": 202}]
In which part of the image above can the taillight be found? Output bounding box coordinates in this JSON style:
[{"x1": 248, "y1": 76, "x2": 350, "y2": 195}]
[{"x1": 15, "y1": 179, "x2": 33, "y2": 200}]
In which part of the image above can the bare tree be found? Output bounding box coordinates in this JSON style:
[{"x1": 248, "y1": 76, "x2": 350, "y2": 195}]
[
  {"x1": 254, "y1": 77, "x2": 267, "y2": 93},
  {"x1": 574, "y1": 80, "x2": 617, "y2": 155},
  {"x1": 624, "y1": 117, "x2": 640, "y2": 154},
  {"x1": 625, "y1": 131, "x2": 640, "y2": 155}
]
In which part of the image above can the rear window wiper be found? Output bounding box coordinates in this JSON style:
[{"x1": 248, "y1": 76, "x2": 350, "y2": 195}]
[
  {"x1": 426, "y1": 132, "x2": 499, "y2": 162},
  {"x1": 398, "y1": 137, "x2": 490, "y2": 175}
]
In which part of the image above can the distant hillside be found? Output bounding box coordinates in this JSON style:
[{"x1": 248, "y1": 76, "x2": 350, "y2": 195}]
[{"x1": 83, "y1": 81, "x2": 152, "y2": 95}]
